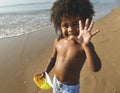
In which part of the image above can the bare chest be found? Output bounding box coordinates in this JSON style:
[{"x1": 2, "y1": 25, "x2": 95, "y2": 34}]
[{"x1": 56, "y1": 39, "x2": 84, "y2": 59}]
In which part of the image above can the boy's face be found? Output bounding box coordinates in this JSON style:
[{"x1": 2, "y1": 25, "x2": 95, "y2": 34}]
[{"x1": 60, "y1": 16, "x2": 81, "y2": 38}]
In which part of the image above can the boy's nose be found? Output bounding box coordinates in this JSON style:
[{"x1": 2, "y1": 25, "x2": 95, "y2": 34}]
[{"x1": 68, "y1": 26, "x2": 73, "y2": 32}]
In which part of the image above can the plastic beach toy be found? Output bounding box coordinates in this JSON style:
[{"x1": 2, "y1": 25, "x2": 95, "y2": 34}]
[{"x1": 33, "y1": 72, "x2": 53, "y2": 90}]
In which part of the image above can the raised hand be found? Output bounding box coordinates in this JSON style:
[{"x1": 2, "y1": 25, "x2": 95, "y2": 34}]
[{"x1": 71, "y1": 18, "x2": 99, "y2": 46}]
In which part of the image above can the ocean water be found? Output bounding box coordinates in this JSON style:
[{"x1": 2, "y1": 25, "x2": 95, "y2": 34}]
[{"x1": 0, "y1": 0, "x2": 120, "y2": 39}]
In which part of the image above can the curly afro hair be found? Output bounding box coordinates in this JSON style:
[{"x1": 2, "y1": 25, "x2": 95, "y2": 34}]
[{"x1": 50, "y1": 0, "x2": 95, "y2": 34}]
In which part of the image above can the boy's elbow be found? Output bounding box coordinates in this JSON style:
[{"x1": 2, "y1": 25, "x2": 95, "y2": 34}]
[
  {"x1": 90, "y1": 66, "x2": 101, "y2": 72},
  {"x1": 89, "y1": 65, "x2": 101, "y2": 72},
  {"x1": 93, "y1": 60, "x2": 102, "y2": 72},
  {"x1": 93, "y1": 66, "x2": 101, "y2": 72}
]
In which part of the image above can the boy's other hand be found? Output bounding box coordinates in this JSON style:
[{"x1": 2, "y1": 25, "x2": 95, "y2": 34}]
[{"x1": 35, "y1": 72, "x2": 46, "y2": 79}]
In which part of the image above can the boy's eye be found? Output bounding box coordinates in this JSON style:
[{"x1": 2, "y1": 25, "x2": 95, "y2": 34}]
[
  {"x1": 62, "y1": 22, "x2": 79, "y2": 28},
  {"x1": 72, "y1": 23, "x2": 79, "y2": 27},
  {"x1": 62, "y1": 24, "x2": 69, "y2": 28}
]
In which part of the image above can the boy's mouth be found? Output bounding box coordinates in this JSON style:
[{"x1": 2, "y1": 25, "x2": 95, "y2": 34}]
[{"x1": 68, "y1": 33, "x2": 78, "y2": 37}]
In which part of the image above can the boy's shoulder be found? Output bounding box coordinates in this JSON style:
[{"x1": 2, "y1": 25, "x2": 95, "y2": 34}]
[
  {"x1": 55, "y1": 35, "x2": 64, "y2": 42},
  {"x1": 54, "y1": 37, "x2": 66, "y2": 46}
]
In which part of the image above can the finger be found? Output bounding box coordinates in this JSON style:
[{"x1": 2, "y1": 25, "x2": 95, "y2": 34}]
[
  {"x1": 79, "y1": 20, "x2": 83, "y2": 30},
  {"x1": 92, "y1": 29, "x2": 100, "y2": 36},
  {"x1": 35, "y1": 73, "x2": 40, "y2": 77},
  {"x1": 40, "y1": 75, "x2": 44, "y2": 79},
  {"x1": 88, "y1": 20, "x2": 94, "y2": 32},
  {"x1": 84, "y1": 18, "x2": 89, "y2": 30},
  {"x1": 40, "y1": 72, "x2": 45, "y2": 79}
]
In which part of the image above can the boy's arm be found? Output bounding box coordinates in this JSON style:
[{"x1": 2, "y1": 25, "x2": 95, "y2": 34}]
[
  {"x1": 45, "y1": 57, "x2": 56, "y2": 74},
  {"x1": 83, "y1": 42, "x2": 101, "y2": 72},
  {"x1": 70, "y1": 18, "x2": 101, "y2": 72},
  {"x1": 35, "y1": 39, "x2": 57, "y2": 78},
  {"x1": 45, "y1": 39, "x2": 57, "y2": 74}
]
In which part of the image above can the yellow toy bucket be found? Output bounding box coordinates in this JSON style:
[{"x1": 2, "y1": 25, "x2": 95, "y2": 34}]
[{"x1": 33, "y1": 72, "x2": 53, "y2": 90}]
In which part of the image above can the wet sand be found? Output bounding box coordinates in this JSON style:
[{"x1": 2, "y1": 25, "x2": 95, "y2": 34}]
[
  {"x1": 0, "y1": 27, "x2": 56, "y2": 93},
  {"x1": 0, "y1": 6, "x2": 120, "y2": 93}
]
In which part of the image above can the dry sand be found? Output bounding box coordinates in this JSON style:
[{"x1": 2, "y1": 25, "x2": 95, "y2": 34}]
[{"x1": 0, "y1": 6, "x2": 120, "y2": 93}]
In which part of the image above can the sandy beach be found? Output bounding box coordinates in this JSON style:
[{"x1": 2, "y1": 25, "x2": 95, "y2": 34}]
[{"x1": 0, "y1": 6, "x2": 120, "y2": 93}]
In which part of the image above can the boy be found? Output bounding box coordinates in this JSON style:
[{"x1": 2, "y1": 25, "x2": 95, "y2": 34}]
[{"x1": 36, "y1": 0, "x2": 101, "y2": 93}]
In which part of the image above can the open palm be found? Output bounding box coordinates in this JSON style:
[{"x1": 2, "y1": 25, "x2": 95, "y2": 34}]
[{"x1": 71, "y1": 18, "x2": 99, "y2": 46}]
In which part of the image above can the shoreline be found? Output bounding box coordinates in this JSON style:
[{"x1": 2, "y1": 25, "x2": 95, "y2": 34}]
[
  {"x1": 0, "y1": 5, "x2": 120, "y2": 93},
  {"x1": 0, "y1": 3, "x2": 120, "y2": 40}
]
